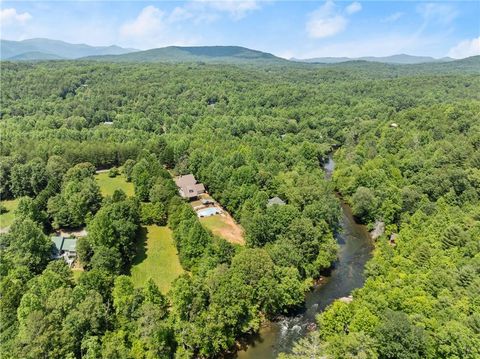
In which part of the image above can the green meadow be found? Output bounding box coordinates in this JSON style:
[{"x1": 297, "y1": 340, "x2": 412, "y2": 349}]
[
  {"x1": 95, "y1": 171, "x2": 134, "y2": 197},
  {"x1": 0, "y1": 199, "x2": 19, "y2": 228},
  {"x1": 130, "y1": 225, "x2": 183, "y2": 293}
]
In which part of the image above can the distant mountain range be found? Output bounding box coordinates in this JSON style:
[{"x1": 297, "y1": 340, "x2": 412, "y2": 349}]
[
  {"x1": 0, "y1": 38, "x2": 469, "y2": 66},
  {"x1": 6, "y1": 51, "x2": 65, "y2": 61},
  {"x1": 0, "y1": 38, "x2": 136, "y2": 60},
  {"x1": 84, "y1": 45, "x2": 288, "y2": 64},
  {"x1": 293, "y1": 54, "x2": 454, "y2": 65}
]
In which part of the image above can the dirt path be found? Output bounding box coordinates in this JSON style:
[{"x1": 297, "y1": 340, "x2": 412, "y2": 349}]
[
  {"x1": 217, "y1": 214, "x2": 245, "y2": 245},
  {"x1": 0, "y1": 227, "x2": 10, "y2": 234}
]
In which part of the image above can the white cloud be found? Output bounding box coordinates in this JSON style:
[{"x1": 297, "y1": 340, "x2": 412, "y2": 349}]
[
  {"x1": 306, "y1": 1, "x2": 361, "y2": 39},
  {"x1": 119, "y1": 5, "x2": 203, "y2": 49},
  {"x1": 1, "y1": 8, "x2": 32, "y2": 25},
  {"x1": 118, "y1": 1, "x2": 264, "y2": 48},
  {"x1": 169, "y1": 6, "x2": 195, "y2": 23},
  {"x1": 169, "y1": 0, "x2": 261, "y2": 23},
  {"x1": 346, "y1": 2, "x2": 362, "y2": 15},
  {"x1": 204, "y1": 0, "x2": 260, "y2": 19},
  {"x1": 417, "y1": 3, "x2": 459, "y2": 25},
  {"x1": 382, "y1": 12, "x2": 404, "y2": 23},
  {"x1": 168, "y1": 3, "x2": 219, "y2": 24},
  {"x1": 120, "y1": 5, "x2": 166, "y2": 38},
  {"x1": 307, "y1": 14, "x2": 347, "y2": 39},
  {"x1": 306, "y1": 1, "x2": 345, "y2": 38},
  {"x1": 448, "y1": 37, "x2": 480, "y2": 59}
]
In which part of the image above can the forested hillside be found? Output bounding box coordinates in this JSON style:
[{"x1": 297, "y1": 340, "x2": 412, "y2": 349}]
[
  {"x1": 281, "y1": 87, "x2": 480, "y2": 358},
  {"x1": 296, "y1": 54, "x2": 454, "y2": 64},
  {"x1": 0, "y1": 58, "x2": 479, "y2": 358},
  {"x1": 85, "y1": 45, "x2": 288, "y2": 64}
]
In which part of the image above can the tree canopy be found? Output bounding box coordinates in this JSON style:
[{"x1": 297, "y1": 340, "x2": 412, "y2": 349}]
[{"x1": 0, "y1": 58, "x2": 478, "y2": 358}]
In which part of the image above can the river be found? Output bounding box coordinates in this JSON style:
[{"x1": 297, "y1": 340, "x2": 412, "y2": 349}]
[{"x1": 237, "y1": 155, "x2": 374, "y2": 359}]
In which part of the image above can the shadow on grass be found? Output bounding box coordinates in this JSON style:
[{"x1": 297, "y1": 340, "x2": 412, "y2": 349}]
[{"x1": 130, "y1": 226, "x2": 148, "y2": 270}]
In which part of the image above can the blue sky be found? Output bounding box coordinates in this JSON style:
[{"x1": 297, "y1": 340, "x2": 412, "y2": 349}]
[{"x1": 1, "y1": 1, "x2": 479, "y2": 58}]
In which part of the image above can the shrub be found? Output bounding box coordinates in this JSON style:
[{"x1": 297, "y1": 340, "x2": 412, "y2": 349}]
[{"x1": 108, "y1": 167, "x2": 119, "y2": 178}]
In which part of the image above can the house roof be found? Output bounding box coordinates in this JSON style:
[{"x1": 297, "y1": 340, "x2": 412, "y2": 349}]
[
  {"x1": 268, "y1": 196, "x2": 286, "y2": 206},
  {"x1": 174, "y1": 174, "x2": 197, "y2": 188},
  {"x1": 175, "y1": 174, "x2": 205, "y2": 198},
  {"x1": 195, "y1": 183, "x2": 205, "y2": 193},
  {"x1": 51, "y1": 236, "x2": 77, "y2": 253},
  {"x1": 51, "y1": 236, "x2": 64, "y2": 251},
  {"x1": 62, "y1": 238, "x2": 77, "y2": 252}
]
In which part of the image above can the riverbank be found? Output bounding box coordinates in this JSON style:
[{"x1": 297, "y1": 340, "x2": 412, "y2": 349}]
[{"x1": 236, "y1": 155, "x2": 374, "y2": 358}]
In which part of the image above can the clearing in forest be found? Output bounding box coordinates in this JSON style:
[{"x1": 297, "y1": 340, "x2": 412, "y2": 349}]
[
  {"x1": 192, "y1": 194, "x2": 245, "y2": 245},
  {"x1": 0, "y1": 199, "x2": 19, "y2": 230},
  {"x1": 130, "y1": 225, "x2": 183, "y2": 293},
  {"x1": 95, "y1": 171, "x2": 134, "y2": 197},
  {"x1": 200, "y1": 215, "x2": 245, "y2": 245}
]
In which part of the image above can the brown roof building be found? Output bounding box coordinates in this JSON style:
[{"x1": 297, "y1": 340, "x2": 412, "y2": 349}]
[{"x1": 174, "y1": 174, "x2": 205, "y2": 200}]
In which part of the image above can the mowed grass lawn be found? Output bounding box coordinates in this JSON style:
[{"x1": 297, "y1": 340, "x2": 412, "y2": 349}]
[
  {"x1": 0, "y1": 199, "x2": 19, "y2": 228},
  {"x1": 200, "y1": 215, "x2": 227, "y2": 231},
  {"x1": 95, "y1": 172, "x2": 134, "y2": 197},
  {"x1": 130, "y1": 225, "x2": 183, "y2": 293}
]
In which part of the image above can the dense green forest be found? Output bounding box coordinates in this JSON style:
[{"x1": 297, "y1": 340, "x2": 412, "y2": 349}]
[{"x1": 0, "y1": 58, "x2": 479, "y2": 358}]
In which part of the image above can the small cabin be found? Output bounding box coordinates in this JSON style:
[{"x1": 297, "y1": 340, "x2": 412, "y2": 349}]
[
  {"x1": 267, "y1": 196, "x2": 286, "y2": 207},
  {"x1": 51, "y1": 236, "x2": 77, "y2": 267}
]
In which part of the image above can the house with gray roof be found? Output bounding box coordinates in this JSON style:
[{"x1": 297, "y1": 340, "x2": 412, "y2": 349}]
[
  {"x1": 174, "y1": 174, "x2": 206, "y2": 200},
  {"x1": 267, "y1": 196, "x2": 286, "y2": 206}
]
